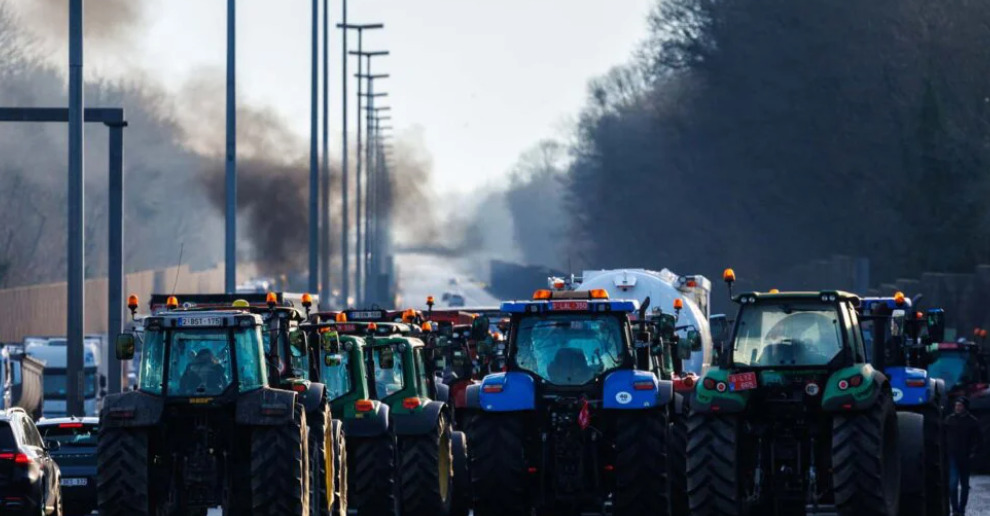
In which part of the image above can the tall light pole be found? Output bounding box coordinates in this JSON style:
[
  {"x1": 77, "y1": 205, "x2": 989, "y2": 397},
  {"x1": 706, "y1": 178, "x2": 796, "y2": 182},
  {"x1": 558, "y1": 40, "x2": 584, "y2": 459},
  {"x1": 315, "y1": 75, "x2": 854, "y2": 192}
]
[
  {"x1": 67, "y1": 0, "x2": 85, "y2": 416},
  {"x1": 320, "y1": 0, "x2": 332, "y2": 309},
  {"x1": 339, "y1": 30, "x2": 384, "y2": 307},
  {"x1": 308, "y1": 0, "x2": 319, "y2": 294},
  {"x1": 355, "y1": 53, "x2": 388, "y2": 302},
  {"x1": 225, "y1": 0, "x2": 237, "y2": 293},
  {"x1": 363, "y1": 105, "x2": 389, "y2": 303},
  {"x1": 361, "y1": 90, "x2": 387, "y2": 303}
]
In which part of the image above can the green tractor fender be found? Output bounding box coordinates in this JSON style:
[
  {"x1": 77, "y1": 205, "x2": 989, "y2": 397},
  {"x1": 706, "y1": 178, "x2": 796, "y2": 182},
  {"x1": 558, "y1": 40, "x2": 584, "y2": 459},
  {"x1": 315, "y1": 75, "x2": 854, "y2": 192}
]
[
  {"x1": 691, "y1": 368, "x2": 752, "y2": 414},
  {"x1": 341, "y1": 399, "x2": 391, "y2": 438},
  {"x1": 821, "y1": 364, "x2": 889, "y2": 412},
  {"x1": 100, "y1": 390, "x2": 164, "y2": 429},
  {"x1": 235, "y1": 386, "x2": 299, "y2": 426},
  {"x1": 391, "y1": 399, "x2": 447, "y2": 437}
]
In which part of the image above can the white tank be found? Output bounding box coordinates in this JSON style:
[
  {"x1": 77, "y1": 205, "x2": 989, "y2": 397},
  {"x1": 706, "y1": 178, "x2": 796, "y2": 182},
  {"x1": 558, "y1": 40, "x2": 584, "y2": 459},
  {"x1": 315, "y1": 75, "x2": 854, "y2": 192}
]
[{"x1": 575, "y1": 269, "x2": 713, "y2": 375}]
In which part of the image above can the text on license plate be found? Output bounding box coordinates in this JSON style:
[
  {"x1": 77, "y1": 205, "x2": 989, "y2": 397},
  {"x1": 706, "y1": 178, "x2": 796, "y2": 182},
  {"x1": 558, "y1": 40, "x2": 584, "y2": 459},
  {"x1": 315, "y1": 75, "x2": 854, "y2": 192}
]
[
  {"x1": 61, "y1": 477, "x2": 88, "y2": 487},
  {"x1": 179, "y1": 316, "x2": 222, "y2": 327},
  {"x1": 728, "y1": 372, "x2": 758, "y2": 391}
]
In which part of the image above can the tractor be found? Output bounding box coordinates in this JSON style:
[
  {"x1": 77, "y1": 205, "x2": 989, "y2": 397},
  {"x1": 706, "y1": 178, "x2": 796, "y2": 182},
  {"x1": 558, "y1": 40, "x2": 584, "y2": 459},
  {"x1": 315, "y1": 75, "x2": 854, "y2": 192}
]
[
  {"x1": 466, "y1": 288, "x2": 674, "y2": 516},
  {"x1": 162, "y1": 292, "x2": 346, "y2": 515},
  {"x1": 926, "y1": 332, "x2": 990, "y2": 473},
  {"x1": 859, "y1": 295, "x2": 949, "y2": 515},
  {"x1": 688, "y1": 289, "x2": 920, "y2": 516},
  {"x1": 304, "y1": 309, "x2": 464, "y2": 516},
  {"x1": 97, "y1": 304, "x2": 309, "y2": 515}
]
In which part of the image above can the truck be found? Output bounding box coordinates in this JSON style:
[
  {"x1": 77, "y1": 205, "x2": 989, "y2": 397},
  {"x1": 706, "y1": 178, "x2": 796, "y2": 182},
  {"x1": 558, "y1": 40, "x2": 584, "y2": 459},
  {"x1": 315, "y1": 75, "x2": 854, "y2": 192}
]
[
  {"x1": 467, "y1": 288, "x2": 674, "y2": 516},
  {"x1": 24, "y1": 337, "x2": 104, "y2": 417},
  {"x1": 0, "y1": 344, "x2": 45, "y2": 420}
]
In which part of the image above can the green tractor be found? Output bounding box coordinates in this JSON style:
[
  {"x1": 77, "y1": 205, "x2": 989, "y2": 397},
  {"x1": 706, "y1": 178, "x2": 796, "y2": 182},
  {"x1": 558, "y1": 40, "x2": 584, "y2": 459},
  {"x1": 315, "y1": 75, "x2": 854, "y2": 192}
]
[
  {"x1": 98, "y1": 307, "x2": 309, "y2": 515},
  {"x1": 688, "y1": 290, "x2": 915, "y2": 516},
  {"x1": 304, "y1": 310, "x2": 465, "y2": 516},
  {"x1": 163, "y1": 293, "x2": 346, "y2": 515}
]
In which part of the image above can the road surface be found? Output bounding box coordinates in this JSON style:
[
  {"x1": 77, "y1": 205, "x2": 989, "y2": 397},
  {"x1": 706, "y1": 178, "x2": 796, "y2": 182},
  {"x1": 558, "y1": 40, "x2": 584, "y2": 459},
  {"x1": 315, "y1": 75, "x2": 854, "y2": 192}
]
[{"x1": 394, "y1": 251, "x2": 500, "y2": 310}]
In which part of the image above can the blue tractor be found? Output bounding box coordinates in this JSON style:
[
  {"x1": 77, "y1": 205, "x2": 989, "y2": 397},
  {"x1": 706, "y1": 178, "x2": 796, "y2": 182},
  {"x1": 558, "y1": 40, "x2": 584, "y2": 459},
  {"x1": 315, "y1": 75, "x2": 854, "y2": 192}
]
[
  {"x1": 466, "y1": 289, "x2": 674, "y2": 516},
  {"x1": 858, "y1": 295, "x2": 949, "y2": 516}
]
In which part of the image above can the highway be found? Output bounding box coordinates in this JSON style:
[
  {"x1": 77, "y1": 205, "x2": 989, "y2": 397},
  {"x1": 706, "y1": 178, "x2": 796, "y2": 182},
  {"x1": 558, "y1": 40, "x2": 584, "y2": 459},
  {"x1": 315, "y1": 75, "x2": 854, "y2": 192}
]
[{"x1": 394, "y1": 251, "x2": 500, "y2": 310}]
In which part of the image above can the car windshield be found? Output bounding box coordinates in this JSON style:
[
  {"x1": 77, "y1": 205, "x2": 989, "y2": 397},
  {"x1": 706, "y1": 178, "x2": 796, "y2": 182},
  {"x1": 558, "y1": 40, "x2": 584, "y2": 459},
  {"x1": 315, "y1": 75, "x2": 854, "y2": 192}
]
[
  {"x1": 322, "y1": 350, "x2": 353, "y2": 400},
  {"x1": 514, "y1": 313, "x2": 625, "y2": 386},
  {"x1": 733, "y1": 302, "x2": 844, "y2": 367},
  {"x1": 39, "y1": 423, "x2": 98, "y2": 447},
  {"x1": 372, "y1": 347, "x2": 404, "y2": 399},
  {"x1": 41, "y1": 371, "x2": 97, "y2": 399},
  {"x1": 928, "y1": 351, "x2": 975, "y2": 391}
]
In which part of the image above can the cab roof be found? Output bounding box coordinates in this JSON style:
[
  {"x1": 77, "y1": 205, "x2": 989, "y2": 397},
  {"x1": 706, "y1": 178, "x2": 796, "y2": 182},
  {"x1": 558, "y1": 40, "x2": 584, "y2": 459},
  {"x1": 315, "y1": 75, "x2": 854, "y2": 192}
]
[
  {"x1": 500, "y1": 299, "x2": 639, "y2": 314},
  {"x1": 146, "y1": 310, "x2": 263, "y2": 328},
  {"x1": 733, "y1": 290, "x2": 861, "y2": 307}
]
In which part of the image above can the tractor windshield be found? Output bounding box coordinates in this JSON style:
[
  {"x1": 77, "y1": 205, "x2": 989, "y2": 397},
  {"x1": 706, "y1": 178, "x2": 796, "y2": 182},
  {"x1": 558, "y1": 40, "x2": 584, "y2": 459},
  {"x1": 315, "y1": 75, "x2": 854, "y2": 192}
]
[
  {"x1": 263, "y1": 330, "x2": 310, "y2": 379},
  {"x1": 733, "y1": 302, "x2": 844, "y2": 367},
  {"x1": 928, "y1": 351, "x2": 977, "y2": 392},
  {"x1": 322, "y1": 351, "x2": 353, "y2": 400},
  {"x1": 372, "y1": 347, "x2": 405, "y2": 398},
  {"x1": 514, "y1": 313, "x2": 625, "y2": 386}
]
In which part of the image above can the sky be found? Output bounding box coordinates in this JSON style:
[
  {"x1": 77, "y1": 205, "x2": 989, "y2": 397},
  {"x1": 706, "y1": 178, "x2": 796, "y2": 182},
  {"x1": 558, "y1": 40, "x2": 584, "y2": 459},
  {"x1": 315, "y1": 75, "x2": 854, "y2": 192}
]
[{"x1": 14, "y1": 0, "x2": 656, "y2": 195}]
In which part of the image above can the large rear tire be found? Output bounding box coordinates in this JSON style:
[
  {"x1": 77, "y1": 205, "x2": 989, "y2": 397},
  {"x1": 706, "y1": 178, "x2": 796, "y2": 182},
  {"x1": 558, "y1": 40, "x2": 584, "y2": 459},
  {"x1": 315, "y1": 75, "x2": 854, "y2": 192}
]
[
  {"x1": 923, "y1": 408, "x2": 949, "y2": 516},
  {"x1": 470, "y1": 413, "x2": 528, "y2": 516},
  {"x1": 896, "y1": 412, "x2": 926, "y2": 516},
  {"x1": 97, "y1": 428, "x2": 151, "y2": 516},
  {"x1": 348, "y1": 434, "x2": 399, "y2": 516},
  {"x1": 250, "y1": 403, "x2": 309, "y2": 515},
  {"x1": 309, "y1": 402, "x2": 333, "y2": 516},
  {"x1": 449, "y1": 430, "x2": 471, "y2": 516},
  {"x1": 686, "y1": 413, "x2": 742, "y2": 516},
  {"x1": 832, "y1": 389, "x2": 900, "y2": 516},
  {"x1": 398, "y1": 414, "x2": 454, "y2": 516},
  {"x1": 330, "y1": 419, "x2": 347, "y2": 516},
  {"x1": 668, "y1": 413, "x2": 689, "y2": 516},
  {"x1": 613, "y1": 410, "x2": 670, "y2": 516}
]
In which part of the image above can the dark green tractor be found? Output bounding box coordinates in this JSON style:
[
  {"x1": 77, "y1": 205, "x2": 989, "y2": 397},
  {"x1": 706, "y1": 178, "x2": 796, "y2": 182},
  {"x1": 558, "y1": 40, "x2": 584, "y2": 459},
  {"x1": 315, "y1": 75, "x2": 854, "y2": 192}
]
[
  {"x1": 169, "y1": 294, "x2": 346, "y2": 515},
  {"x1": 98, "y1": 310, "x2": 309, "y2": 515},
  {"x1": 688, "y1": 291, "x2": 914, "y2": 516},
  {"x1": 303, "y1": 313, "x2": 464, "y2": 516}
]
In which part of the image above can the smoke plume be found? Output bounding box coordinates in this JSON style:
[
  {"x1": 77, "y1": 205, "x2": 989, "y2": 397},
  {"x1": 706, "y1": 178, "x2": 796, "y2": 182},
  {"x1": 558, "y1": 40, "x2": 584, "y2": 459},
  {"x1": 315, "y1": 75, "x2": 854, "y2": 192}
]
[{"x1": 19, "y1": 0, "x2": 145, "y2": 46}]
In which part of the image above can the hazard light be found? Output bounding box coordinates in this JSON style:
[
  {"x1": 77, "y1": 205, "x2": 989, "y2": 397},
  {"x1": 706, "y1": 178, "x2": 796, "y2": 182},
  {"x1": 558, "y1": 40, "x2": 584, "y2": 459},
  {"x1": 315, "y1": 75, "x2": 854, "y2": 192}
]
[
  {"x1": 232, "y1": 299, "x2": 249, "y2": 308},
  {"x1": 768, "y1": 289, "x2": 779, "y2": 294},
  {"x1": 127, "y1": 294, "x2": 139, "y2": 311},
  {"x1": 894, "y1": 292, "x2": 906, "y2": 306},
  {"x1": 673, "y1": 298, "x2": 683, "y2": 310},
  {"x1": 266, "y1": 292, "x2": 278, "y2": 308},
  {"x1": 533, "y1": 289, "x2": 552, "y2": 300},
  {"x1": 301, "y1": 293, "x2": 313, "y2": 308},
  {"x1": 723, "y1": 268, "x2": 736, "y2": 283},
  {"x1": 589, "y1": 289, "x2": 609, "y2": 299},
  {"x1": 335, "y1": 312, "x2": 348, "y2": 323},
  {"x1": 166, "y1": 296, "x2": 179, "y2": 309}
]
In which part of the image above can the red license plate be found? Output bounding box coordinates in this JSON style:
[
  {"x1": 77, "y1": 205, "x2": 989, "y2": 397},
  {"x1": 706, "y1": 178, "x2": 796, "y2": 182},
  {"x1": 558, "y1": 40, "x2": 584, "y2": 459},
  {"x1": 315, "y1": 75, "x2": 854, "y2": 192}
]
[
  {"x1": 334, "y1": 324, "x2": 357, "y2": 333},
  {"x1": 551, "y1": 301, "x2": 589, "y2": 311},
  {"x1": 728, "y1": 372, "x2": 758, "y2": 391}
]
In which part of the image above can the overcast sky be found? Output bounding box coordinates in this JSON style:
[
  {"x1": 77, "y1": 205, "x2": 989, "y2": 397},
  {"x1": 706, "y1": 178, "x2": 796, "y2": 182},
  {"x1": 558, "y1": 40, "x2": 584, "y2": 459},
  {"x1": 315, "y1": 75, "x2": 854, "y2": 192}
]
[{"x1": 16, "y1": 0, "x2": 655, "y2": 194}]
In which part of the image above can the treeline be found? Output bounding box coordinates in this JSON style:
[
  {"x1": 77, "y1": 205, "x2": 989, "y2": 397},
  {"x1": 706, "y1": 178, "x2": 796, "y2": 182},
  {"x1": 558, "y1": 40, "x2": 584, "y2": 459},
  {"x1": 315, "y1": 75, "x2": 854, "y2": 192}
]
[{"x1": 507, "y1": 0, "x2": 990, "y2": 286}]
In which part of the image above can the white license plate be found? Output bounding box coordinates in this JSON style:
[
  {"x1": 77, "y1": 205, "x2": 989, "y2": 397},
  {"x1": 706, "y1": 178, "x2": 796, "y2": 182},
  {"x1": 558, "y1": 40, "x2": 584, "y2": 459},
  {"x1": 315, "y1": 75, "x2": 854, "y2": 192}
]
[
  {"x1": 61, "y1": 477, "x2": 88, "y2": 487},
  {"x1": 179, "y1": 316, "x2": 222, "y2": 327}
]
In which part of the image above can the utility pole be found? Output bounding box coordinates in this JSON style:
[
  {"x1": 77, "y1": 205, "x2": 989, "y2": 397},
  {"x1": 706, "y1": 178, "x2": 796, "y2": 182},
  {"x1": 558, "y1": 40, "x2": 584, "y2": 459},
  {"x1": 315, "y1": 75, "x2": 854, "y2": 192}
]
[
  {"x1": 364, "y1": 105, "x2": 389, "y2": 302},
  {"x1": 320, "y1": 0, "x2": 332, "y2": 309},
  {"x1": 337, "y1": 1, "x2": 350, "y2": 307},
  {"x1": 309, "y1": 0, "x2": 319, "y2": 294},
  {"x1": 67, "y1": 0, "x2": 84, "y2": 416},
  {"x1": 339, "y1": 27, "x2": 384, "y2": 307},
  {"x1": 361, "y1": 89, "x2": 387, "y2": 303},
  {"x1": 224, "y1": 0, "x2": 237, "y2": 293}
]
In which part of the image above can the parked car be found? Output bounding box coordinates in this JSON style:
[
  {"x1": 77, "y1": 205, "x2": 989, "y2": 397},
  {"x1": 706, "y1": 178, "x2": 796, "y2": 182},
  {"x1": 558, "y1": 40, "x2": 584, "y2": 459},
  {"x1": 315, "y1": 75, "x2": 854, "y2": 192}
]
[
  {"x1": 0, "y1": 407, "x2": 62, "y2": 515},
  {"x1": 37, "y1": 417, "x2": 97, "y2": 515}
]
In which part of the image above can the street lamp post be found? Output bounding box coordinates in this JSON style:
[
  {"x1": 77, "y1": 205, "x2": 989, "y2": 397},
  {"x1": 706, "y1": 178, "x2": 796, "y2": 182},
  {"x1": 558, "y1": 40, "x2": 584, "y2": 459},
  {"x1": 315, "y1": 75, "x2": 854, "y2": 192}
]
[
  {"x1": 360, "y1": 90, "x2": 387, "y2": 303},
  {"x1": 362, "y1": 105, "x2": 389, "y2": 303}
]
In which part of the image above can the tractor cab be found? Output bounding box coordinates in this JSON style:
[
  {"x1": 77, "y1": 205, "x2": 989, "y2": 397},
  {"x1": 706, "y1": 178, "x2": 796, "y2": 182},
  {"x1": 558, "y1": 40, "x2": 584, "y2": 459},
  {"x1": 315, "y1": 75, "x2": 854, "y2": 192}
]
[{"x1": 116, "y1": 310, "x2": 267, "y2": 401}]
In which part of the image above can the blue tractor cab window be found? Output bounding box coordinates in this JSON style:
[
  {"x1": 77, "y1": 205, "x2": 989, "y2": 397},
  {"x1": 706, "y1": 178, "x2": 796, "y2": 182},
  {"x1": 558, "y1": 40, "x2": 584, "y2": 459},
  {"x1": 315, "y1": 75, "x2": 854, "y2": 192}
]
[{"x1": 514, "y1": 313, "x2": 625, "y2": 386}]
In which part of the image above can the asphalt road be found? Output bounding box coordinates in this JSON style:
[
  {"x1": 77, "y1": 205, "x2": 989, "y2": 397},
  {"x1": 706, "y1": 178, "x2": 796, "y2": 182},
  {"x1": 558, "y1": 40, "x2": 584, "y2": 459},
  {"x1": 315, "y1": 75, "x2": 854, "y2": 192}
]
[{"x1": 394, "y1": 251, "x2": 500, "y2": 310}]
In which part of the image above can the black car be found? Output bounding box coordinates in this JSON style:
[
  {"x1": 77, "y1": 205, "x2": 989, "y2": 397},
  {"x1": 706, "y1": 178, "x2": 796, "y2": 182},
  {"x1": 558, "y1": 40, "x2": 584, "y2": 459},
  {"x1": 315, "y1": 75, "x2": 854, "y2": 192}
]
[
  {"x1": 37, "y1": 417, "x2": 97, "y2": 515},
  {"x1": 0, "y1": 407, "x2": 62, "y2": 515}
]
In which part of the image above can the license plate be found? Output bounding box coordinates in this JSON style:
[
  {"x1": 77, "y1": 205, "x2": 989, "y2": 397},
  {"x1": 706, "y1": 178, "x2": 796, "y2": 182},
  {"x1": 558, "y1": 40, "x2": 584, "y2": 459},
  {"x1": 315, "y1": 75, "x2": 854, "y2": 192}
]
[
  {"x1": 349, "y1": 310, "x2": 385, "y2": 320},
  {"x1": 178, "y1": 316, "x2": 222, "y2": 327},
  {"x1": 334, "y1": 323, "x2": 357, "y2": 333},
  {"x1": 728, "y1": 372, "x2": 758, "y2": 391},
  {"x1": 61, "y1": 477, "x2": 88, "y2": 487},
  {"x1": 550, "y1": 301, "x2": 589, "y2": 311}
]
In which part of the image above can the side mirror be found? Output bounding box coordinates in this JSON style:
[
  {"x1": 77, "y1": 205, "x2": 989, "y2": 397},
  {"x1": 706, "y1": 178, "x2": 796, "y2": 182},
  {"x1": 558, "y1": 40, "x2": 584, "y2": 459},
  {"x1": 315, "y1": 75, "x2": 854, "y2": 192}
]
[
  {"x1": 289, "y1": 329, "x2": 307, "y2": 353},
  {"x1": 115, "y1": 333, "x2": 136, "y2": 360},
  {"x1": 471, "y1": 316, "x2": 491, "y2": 341},
  {"x1": 320, "y1": 331, "x2": 340, "y2": 352},
  {"x1": 324, "y1": 354, "x2": 343, "y2": 367},
  {"x1": 45, "y1": 440, "x2": 60, "y2": 452},
  {"x1": 379, "y1": 348, "x2": 395, "y2": 369},
  {"x1": 926, "y1": 309, "x2": 945, "y2": 343},
  {"x1": 687, "y1": 330, "x2": 702, "y2": 352}
]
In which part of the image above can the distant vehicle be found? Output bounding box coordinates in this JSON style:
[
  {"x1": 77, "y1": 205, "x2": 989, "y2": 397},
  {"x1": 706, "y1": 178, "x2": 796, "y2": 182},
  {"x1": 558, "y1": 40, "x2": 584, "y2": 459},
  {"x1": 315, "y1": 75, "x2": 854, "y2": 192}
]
[
  {"x1": 447, "y1": 294, "x2": 466, "y2": 307},
  {"x1": 0, "y1": 345, "x2": 45, "y2": 421},
  {"x1": 37, "y1": 417, "x2": 98, "y2": 515},
  {"x1": 0, "y1": 407, "x2": 62, "y2": 515},
  {"x1": 25, "y1": 339, "x2": 105, "y2": 417},
  {"x1": 449, "y1": 277, "x2": 459, "y2": 286}
]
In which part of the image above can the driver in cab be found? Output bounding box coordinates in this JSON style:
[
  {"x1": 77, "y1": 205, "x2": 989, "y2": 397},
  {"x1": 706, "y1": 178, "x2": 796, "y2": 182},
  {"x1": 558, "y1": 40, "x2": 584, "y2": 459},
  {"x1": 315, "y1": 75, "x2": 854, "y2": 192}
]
[
  {"x1": 180, "y1": 348, "x2": 226, "y2": 394},
  {"x1": 759, "y1": 312, "x2": 836, "y2": 366}
]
